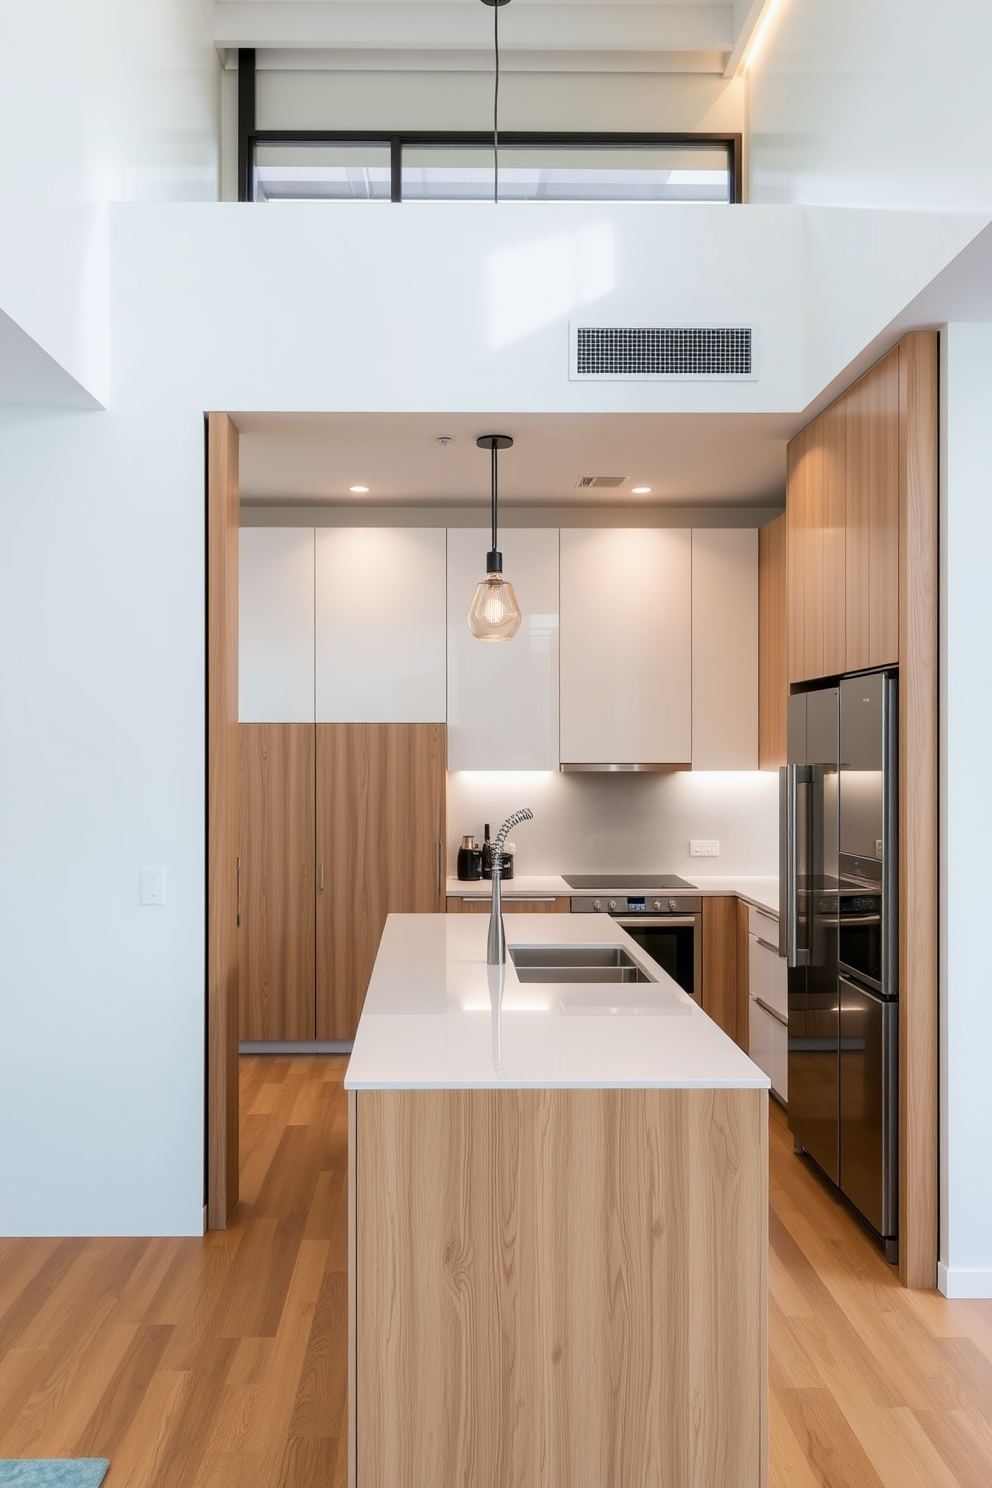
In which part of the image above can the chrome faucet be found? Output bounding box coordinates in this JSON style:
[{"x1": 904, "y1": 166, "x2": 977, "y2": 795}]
[{"x1": 488, "y1": 808, "x2": 534, "y2": 965}]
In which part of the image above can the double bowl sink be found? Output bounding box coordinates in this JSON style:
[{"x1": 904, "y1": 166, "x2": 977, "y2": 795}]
[
  {"x1": 506, "y1": 944, "x2": 689, "y2": 1017},
  {"x1": 509, "y1": 944, "x2": 653, "y2": 984}
]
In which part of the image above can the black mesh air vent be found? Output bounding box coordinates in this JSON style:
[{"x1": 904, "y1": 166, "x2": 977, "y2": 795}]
[{"x1": 576, "y1": 326, "x2": 753, "y2": 377}]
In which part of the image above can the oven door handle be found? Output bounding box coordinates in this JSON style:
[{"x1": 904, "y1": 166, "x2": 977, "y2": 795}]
[{"x1": 614, "y1": 915, "x2": 698, "y2": 928}]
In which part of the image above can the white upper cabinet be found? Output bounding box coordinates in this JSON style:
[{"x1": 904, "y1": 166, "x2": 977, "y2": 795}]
[
  {"x1": 559, "y1": 529, "x2": 692, "y2": 766},
  {"x1": 691, "y1": 529, "x2": 758, "y2": 769},
  {"x1": 446, "y1": 529, "x2": 559, "y2": 771},
  {"x1": 239, "y1": 527, "x2": 315, "y2": 723},
  {"x1": 314, "y1": 528, "x2": 446, "y2": 723}
]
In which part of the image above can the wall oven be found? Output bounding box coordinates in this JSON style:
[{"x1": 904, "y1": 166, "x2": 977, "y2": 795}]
[{"x1": 570, "y1": 895, "x2": 702, "y2": 1000}]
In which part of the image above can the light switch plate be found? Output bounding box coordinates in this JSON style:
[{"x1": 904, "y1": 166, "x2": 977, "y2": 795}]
[
  {"x1": 140, "y1": 868, "x2": 165, "y2": 905},
  {"x1": 690, "y1": 840, "x2": 720, "y2": 857}
]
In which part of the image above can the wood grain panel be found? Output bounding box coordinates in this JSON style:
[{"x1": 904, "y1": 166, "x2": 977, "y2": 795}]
[
  {"x1": 820, "y1": 398, "x2": 847, "y2": 677},
  {"x1": 897, "y1": 331, "x2": 939, "y2": 1290},
  {"x1": 786, "y1": 427, "x2": 808, "y2": 685},
  {"x1": 844, "y1": 370, "x2": 873, "y2": 673},
  {"x1": 701, "y1": 895, "x2": 740, "y2": 1042},
  {"x1": 354, "y1": 1086, "x2": 767, "y2": 1488},
  {"x1": 445, "y1": 896, "x2": 570, "y2": 914},
  {"x1": 802, "y1": 422, "x2": 825, "y2": 683},
  {"x1": 206, "y1": 412, "x2": 240, "y2": 1229},
  {"x1": 758, "y1": 512, "x2": 787, "y2": 769},
  {"x1": 870, "y1": 346, "x2": 901, "y2": 668},
  {"x1": 239, "y1": 724, "x2": 316, "y2": 1041},
  {"x1": 316, "y1": 724, "x2": 445, "y2": 1041}
]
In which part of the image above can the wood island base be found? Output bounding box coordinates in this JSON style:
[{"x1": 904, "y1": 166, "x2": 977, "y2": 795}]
[{"x1": 348, "y1": 1085, "x2": 768, "y2": 1488}]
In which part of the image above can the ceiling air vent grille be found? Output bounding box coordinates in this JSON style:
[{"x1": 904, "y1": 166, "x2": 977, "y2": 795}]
[
  {"x1": 576, "y1": 475, "x2": 627, "y2": 489},
  {"x1": 571, "y1": 325, "x2": 757, "y2": 380}
]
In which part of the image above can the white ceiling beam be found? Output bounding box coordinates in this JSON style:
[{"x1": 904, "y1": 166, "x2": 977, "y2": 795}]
[
  {"x1": 723, "y1": 0, "x2": 770, "y2": 77},
  {"x1": 244, "y1": 46, "x2": 728, "y2": 73},
  {"x1": 212, "y1": 2, "x2": 734, "y2": 55}
]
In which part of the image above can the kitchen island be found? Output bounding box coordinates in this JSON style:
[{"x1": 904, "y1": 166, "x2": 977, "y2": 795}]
[{"x1": 346, "y1": 913, "x2": 769, "y2": 1488}]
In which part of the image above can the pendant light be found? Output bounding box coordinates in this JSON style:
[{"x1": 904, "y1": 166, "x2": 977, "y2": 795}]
[
  {"x1": 480, "y1": 0, "x2": 511, "y2": 205},
  {"x1": 468, "y1": 435, "x2": 522, "y2": 641}
]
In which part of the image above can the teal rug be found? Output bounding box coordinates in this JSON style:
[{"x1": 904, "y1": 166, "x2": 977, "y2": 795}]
[{"x1": 0, "y1": 1465, "x2": 109, "y2": 1488}]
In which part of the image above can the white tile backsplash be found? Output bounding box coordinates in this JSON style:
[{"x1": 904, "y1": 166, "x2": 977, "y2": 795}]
[{"x1": 447, "y1": 769, "x2": 779, "y2": 878}]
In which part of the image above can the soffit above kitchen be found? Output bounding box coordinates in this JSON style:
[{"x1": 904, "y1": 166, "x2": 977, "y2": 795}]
[
  {"x1": 207, "y1": 0, "x2": 766, "y2": 79},
  {"x1": 234, "y1": 409, "x2": 793, "y2": 508}
]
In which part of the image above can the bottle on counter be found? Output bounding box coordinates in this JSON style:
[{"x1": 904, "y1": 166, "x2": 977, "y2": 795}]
[
  {"x1": 481, "y1": 823, "x2": 494, "y2": 880},
  {"x1": 457, "y1": 834, "x2": 482, "y2": 882}
]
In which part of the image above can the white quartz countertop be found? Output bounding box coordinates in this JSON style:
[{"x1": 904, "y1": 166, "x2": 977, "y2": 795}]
[
  {"x1": 345, "y1": 913, "x2": 770, "y2": 1092},
  {"x1": 445, "y1": 874, "x2": 779, "y2": 916}
]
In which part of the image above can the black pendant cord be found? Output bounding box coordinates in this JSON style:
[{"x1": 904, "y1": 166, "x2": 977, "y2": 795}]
[
  {"x1": 493, "y1": 0, "x2": 500, "y2": 205},
  {"x1": 491, "y1": 439, "x2": 498, "y2": 552}
]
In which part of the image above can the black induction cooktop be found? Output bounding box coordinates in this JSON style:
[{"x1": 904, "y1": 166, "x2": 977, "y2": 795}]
[{"x1": 563, "y1": 874, "x2": 697, "y2": 891}]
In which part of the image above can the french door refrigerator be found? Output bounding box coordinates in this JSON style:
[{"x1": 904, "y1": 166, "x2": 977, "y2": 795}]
[{"x1": 780, "y1": 672, "x2": 898, "y2": 1261}]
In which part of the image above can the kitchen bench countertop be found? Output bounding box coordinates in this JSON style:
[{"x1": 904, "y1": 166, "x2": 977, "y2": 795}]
[
  {"x1": 345, "y1": 912, "x2": 770, "y2": 1092},
  {"x1": 445, "y1": 873, "x2": 780, "y2": 916}
]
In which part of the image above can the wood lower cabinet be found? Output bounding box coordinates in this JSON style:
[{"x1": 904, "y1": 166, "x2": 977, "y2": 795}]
[
  {"x1": 700, "y1": 896, "x2": 744, "y2": 1045},
  {"x1": 239, "y1": 724, "x2": 316, "y2": 1040},
  {"x1": 317, "y1": 724, "x2": 445, "y2": 1040},
  {"x1": 351, "y1": 1085, "x2": 767, "y2": 1488},
  {"x1": 446, "y1": 895, "x2": 570, "y2": 914}
]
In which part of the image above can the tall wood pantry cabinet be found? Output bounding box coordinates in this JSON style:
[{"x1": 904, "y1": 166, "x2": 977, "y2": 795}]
[{"x1": 239, "y1": 722, "x2": 445, "y2": 1042}]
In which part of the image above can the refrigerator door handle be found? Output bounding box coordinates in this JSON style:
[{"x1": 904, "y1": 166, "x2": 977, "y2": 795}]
[{"x1": 780, "y1": 763, "x2": 810, "y2": 967}]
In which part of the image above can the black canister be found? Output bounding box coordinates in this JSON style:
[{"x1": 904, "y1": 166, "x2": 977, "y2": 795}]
[
  {"x1": 481, "y1": 823, "x2": 494, "y2": 879},
  {"x1": 457, "y1": 835, "x2": 483, "y2": 881}
]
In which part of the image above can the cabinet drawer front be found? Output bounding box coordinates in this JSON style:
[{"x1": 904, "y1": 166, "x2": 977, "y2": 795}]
[
  {"x1": 748, "y1": 904, "x2": 780, "y2": 949},
  {"x1": 768, "y1": 948, "x2": 788, "y2": 1019},
  {"x1": 748, "y1": 997, "x2": 773, "y2": 1080},
  {"x1": 770, "y1": 1017, "x2": 788, "y2": 1103}
]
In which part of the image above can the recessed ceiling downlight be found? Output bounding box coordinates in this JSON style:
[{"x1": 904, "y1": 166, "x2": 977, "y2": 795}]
[
  {"x1": 631, "y1": 486, "x2": 652, "y2": 494},
  {"x1": 349, "y1": 485, "x2": 369, "y2": 493}
]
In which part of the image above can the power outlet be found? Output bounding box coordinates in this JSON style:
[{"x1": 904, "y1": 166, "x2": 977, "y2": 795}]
[{"x1": 690, "y1": 840, "x2": 720, "y2": 857}]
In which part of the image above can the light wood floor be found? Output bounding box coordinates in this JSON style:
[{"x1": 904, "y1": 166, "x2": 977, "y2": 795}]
[{"x1": 1, "y1": 1056, "x2": 991, "y2": 1487}]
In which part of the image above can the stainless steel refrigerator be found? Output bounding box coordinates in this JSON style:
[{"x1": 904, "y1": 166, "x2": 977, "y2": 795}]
[{"x1": 780, "y1": 671, "x2": 898, "y2": 1262}]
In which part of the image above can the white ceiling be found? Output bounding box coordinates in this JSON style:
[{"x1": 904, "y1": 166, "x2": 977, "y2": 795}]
[
  {"x1": 203, "y1": 0, "x2": 766, "y2": 77},
  {"x1": 234, "y1": 409, "x2": 793, "y2": 508}
]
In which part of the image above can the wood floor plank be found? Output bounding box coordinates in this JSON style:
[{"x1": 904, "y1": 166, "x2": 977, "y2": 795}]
[{"x1": 3, "y1": 1053, "x2": 992, "y2": 1488}]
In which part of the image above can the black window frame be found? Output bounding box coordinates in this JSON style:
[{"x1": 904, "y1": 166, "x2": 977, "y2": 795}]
[{"x1": 237, "y1": 51, "x2": 743, "y2": 206}]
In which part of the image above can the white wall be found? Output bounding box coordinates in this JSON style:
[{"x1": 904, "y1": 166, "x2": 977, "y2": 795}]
[
  {"x1": 447, "y1": 769, "x2": 778, "y2": 879},
  {"x1": 0, "y1": 197, "x2": 804, "y2": 1237},
  {"x1": 939, "y1": 322, "x2": 992, "y2": 1298},
  {"x1": 0, "y1": 0, "x2": 220, "y2": 402},
  {"x1": 748, "y1": 0, "x2": 992, "y2": 212}
]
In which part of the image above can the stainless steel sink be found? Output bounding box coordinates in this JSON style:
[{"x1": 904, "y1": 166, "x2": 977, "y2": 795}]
[{"x1": 508, "y1": 944, "x2": 655, "y2": 984}]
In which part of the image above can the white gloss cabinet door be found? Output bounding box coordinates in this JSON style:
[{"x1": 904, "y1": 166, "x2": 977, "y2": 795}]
[
  {"x1": 691, "y1": 529, "x2": 758, "y2": 769},
  {"x1": 446, "y1": 529, "x2": 559, "y2": 771},
  {"x1": 559, "y1": 529, "x2": 691, "y2": 766},
  {"x1": 314, "y1": 528, "x2": 446, "y2": 723},
  {"x1": 239, "y1": 527, "x2": 315, "y2": 723}
]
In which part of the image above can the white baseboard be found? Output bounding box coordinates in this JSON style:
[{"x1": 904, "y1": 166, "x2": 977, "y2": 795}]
[
  {"x1": 938, "y1": 1262, "x2": 992, "y2": 1298},
  {"x1": 239, "y1": 1040, "x2": 354, "y2": 1055}
]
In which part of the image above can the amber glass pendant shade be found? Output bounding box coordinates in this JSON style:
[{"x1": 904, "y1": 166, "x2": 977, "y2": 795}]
[{"x1": 468, "y1": 569, "x2": 522, "y2": 641}]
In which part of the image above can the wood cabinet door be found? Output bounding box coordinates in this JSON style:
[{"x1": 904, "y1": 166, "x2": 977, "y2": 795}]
[
  {"x1": 819, "y1": 399, "x2": 847, "y2": 678},
  {"x1": 758, "y1": 513, "x2": 787, "y2": 769},
  {"x1": 786, "y1": 428, "x2": 808, "y2": 685},
  {"x1": 846, "y1": 347, "x2": 899, "y2": 671},
  {"x1": 446, "y1": 896, "x2": 570, "y2": 914},
  {"x1": 316, "y1": 724, "x2": 445, "y2": 1040},
  {"x1": 239, "y1": 724, "x2": 316, "y2": 1040},
  {"x1": 701, "y1": 896, "x2": 740, "y2": 1043}
]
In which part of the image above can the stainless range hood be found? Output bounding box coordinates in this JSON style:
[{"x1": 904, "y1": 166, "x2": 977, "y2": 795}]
[{"x1": 559, "y1": 762, "x2": 691, "y2": 773}]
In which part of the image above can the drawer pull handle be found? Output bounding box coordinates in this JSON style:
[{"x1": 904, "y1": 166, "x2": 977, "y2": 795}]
[{"x1": 755, "y1": 996, "x2": 788, "y2": 1027}]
